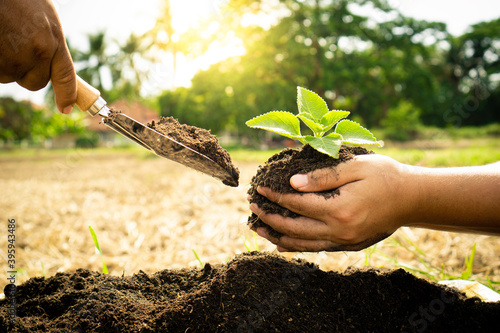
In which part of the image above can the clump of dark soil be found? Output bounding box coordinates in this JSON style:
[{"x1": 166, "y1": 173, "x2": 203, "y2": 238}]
[
  {"x1": 148, "y1": 116, "x2": 239, "y2": 184},
  {"x1": 248, "y1": 144, "x2": 371, "y2": 238},
  {"x1": 1, "y1": 252, "x2": 498, "y2": 332}
]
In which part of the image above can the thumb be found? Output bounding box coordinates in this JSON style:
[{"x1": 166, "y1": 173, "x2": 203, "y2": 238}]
[
  {"x1": 290, "y1": 157, "x2": 363, "y2": 192},
  {"x1": 51, "y1": 43, "x2": 77, "y2": 114}
]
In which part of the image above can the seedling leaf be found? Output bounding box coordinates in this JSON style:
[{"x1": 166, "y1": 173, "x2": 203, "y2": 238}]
[
  {"x1": 320, "y1": 110, "x2": 350, "y2": 132},
  {"x1": 246, "y1": 86, "x2": 382, "y2": 158},
  {"x1": 336, "y1": 120, "x2": 382, "y2": 146},
  {"x1": 246, "y1": 111, "x2": 303, "y2": 140},
  {"x1": 41, "y1": 261, "x2": 46, "y2": 279},
  {"x1": 297, "y1": 87, "x2": 329, "y2": 120},
  {"x1": 192, "y1": 249, "x2": 204, "y2": 268},
  {"x1": 461, "y1": 243, "x2": 476, "y2": 280},
  {"x1": 89, "y1": 225, "x2": 109, "y2": 274},
  {"x1": 297, "y1": 113, "x2": 325, "y2": 136},
  {"x1": 304, "y1": 133, "x2": 343, "y2": 158}
]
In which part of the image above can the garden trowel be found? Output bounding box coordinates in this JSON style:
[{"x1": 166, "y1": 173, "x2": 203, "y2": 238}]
[{"x1": 75, "y1": 76, "x2": 239, "y2": 187}]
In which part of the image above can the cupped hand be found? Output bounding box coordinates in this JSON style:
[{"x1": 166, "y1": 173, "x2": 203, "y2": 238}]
[
  {"x1": 249, "y1": 154, "x2": 417, "y2": 252},
  {"x1": 0, "y1": 0, "x2": 77, "y2": 113}
]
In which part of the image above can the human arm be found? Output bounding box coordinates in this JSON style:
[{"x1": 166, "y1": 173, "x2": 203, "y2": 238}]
[
  {"x1": 250, "y1": 154, "x2": 500, "y2": 252},
  {"x1": 0, "y1": 0, "x2": 76, "y2": 113}
]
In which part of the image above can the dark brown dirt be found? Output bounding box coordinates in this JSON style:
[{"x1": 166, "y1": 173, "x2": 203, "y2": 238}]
[
  {"x1": 1, "y1": 252, "x2": 498, "y2": 332},
  {"x1": 248, "y1": 144, "x2": 372, "y2": 238},
  {"x1": 149, "y1": 116, "x2": 239, "y2": 184}
]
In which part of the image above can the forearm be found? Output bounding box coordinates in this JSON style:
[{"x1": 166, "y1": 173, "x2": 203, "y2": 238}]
[{"x1": 403, "y1": 161, "x2": 500, "y2": 234}]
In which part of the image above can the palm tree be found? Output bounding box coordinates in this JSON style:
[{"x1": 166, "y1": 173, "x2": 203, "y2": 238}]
[
  {"x1": 71, "y1": 31, "x2": 151, "y2": 101},
  {"x1": 111, "y1": 33, "x2": 152, "y2": 99},
  {"x1": 72, "y1": 32, "x2": 110, "y2": 98}
]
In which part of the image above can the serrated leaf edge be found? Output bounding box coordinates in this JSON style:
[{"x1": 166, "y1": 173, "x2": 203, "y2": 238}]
[
  {"x1": 303, "y1": 135, "x2": 342, "y2": 158},
  {"x1": 336, "y1": 119, "x2": 381, "y2": 145},
  {"x1": 297, "y1": 86, "x2": 329, "y2": 120},
  {"x1": 245, "y1": 110, "x2": 304, "y2": 140}
]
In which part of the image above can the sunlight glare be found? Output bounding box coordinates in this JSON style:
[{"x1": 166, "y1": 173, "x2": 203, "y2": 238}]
[{"x1": 152, "y1": 0, "x2": 246, "y2": 90}]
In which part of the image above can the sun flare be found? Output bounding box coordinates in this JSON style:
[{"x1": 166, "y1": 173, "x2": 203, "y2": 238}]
[{"x1": 146, "y1": 0, "x2": 246, "y2": 90}]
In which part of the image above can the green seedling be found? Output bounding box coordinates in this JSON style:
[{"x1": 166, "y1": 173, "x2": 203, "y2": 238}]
[
  {"x1": 381, "y1": 237, "x2": 500, "y2": 292},
  {"x1": 242, "y1": 232, "x2": 260, "y2": 252},
  {"x1": 246, "y1": 87, "x2": 382, "y2": 158},
  {"x1": 89, "y1": 225, "x2": 109, "y2": 274},
  {"x1": 460, "y1": 243, "x2": 476, "y2": 280},
  {"x1": 192, "y1": 249, "x2": 204, "y2": 268},
  {"x1": 41, "y1": 261, "x2": 46, "y2": 279},
  {"x1": 364, "y1": 244, "x2": 377, "y2": 266}
]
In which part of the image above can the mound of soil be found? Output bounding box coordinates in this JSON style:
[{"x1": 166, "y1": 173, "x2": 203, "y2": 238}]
[
  {"x1": 148, "y1": 116, "x2": 239, "y2": 186},
  {"x1": 1, "y1": 252, "x2": 498, "y2": 332},
  {"x1": 248, "y1": 144, "x2": 371, "y2": 238}
]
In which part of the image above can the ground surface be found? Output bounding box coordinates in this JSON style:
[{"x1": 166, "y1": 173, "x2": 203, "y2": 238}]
[
  {"x1": 1, "y1": 252, "x2": 499, "y2": 332},
  {"x1": 0, "y1": 147, "x2": 499, "y2": 331}
]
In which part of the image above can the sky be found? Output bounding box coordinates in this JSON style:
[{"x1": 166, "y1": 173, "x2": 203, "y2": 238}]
[{"x1": 1, "y1": 0, "x2": 499, "y2": 105}]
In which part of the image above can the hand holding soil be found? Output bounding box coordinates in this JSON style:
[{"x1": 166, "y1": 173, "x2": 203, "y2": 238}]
[
  {"x1": 0, "y1": 0, "x2": 77, "y2": 113},
  {"x1": 250, "y1": 154, "x2": 405, "y2": 252},
  {"x1": 251, "y1": 155, "x2": 500, "y2": 252}
]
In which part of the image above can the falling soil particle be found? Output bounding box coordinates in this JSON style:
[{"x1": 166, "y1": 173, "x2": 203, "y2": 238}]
[{"x1": 1, "y1": 252, "x2": 498, "y2": 332}]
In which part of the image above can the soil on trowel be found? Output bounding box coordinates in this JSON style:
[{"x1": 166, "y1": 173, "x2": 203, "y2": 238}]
[
  {"x1": 149, "y1": 116, "x2": 239, "y2": 186},
  {"x1": 1, "y1": 252, "x2": 498, "y2": 332},
  {"x1": 248, "y1": 144, "x2": 372, "y2": 238}
]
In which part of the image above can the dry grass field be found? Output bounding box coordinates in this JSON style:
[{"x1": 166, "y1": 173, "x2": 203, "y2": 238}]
[{"x1": 1, "y1": 143, "x2": 499, "y2": 293}]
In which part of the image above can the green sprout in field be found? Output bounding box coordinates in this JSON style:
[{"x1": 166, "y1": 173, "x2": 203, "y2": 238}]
[
  {"x1": 192, "y1": 249, "x2": 204, "y2": 268},
  {"x1": 246, "y1": 87, "x2": 383, "y2": 158},
  {"x1": 41, "y1": 261, "x2": 47, "y2": 279},
  {"x1": 89, "y1": 225, "x2": 109, "y2": 274}
]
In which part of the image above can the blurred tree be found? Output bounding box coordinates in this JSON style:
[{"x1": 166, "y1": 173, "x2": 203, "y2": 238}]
[
  {"x1": 0, "y1": 98, "x2": 33, "y2": 141},
  {"x1": 45, "y1": 31, "x2": 151, "y2": 111},
  {"x1": 72, "y1": 31, "x2": 150, "y2": 102},
  {"x1": 72, "y1": 32, "x2": 110, "y2": 98},
  {"x1": 0, "y1": 98, "x2": 84, "y2": 142},
  {"x1": 443, "y1": 18, "x2": 500, "y2": 126},
  {"x1": 158, "y1": 0, "x2": 450, "y2": 135},
  {"x1": 156, "y1": 0, "x2": 498, "y2": 138},
  {"x1": 381, "y1": 100, "x2": 422, "y2": 141},
  {"x1": 108, "y1": 33, "x2": 152, "y2": 101}
]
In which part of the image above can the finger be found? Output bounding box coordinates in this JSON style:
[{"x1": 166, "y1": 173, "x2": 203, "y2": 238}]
[
  {"x1": 325, "y1": 232, "x2": 392, "y2": 252},
  {"x1": 256, "y1": 227, "x2": 338, "y2": 252},
  {"x1": 290, "y1": 155, "x2": 368, "y2": 192},
  {"x1": 0, "y1": 60, "x2": 31, "y2": 84},
  {"x1": 250, "y1": 203, "x2": 330, "y2": 240},
  {"x1": 50, "y1": 42, "x2": 77, "y2": 114},
  {"x1": 16, "y1": 57, "x2": 53, "y2": 91},
  {"x1": 256, "y1": 186, "x2": 340, "y2": 220},
  {"x1": 260, "y1": 227, "x2": 388, "y2": 253}
]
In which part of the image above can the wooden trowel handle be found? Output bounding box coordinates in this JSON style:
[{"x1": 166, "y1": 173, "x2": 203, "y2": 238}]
[{"x1": 76, "y1": 76, "x2": 102, "y2": 112}]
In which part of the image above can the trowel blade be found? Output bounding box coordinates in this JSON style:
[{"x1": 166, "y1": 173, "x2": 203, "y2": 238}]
[{"x1": 103, "y1": 113, "x2": 239, "y2": 187}]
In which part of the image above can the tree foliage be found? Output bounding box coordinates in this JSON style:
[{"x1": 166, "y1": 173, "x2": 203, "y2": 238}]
[
  {"x1": 0, "y1": 98, "x2": 85, "y2": 142},
  {"x1": 443, "y1": 18, "x2": 500, "y2": 126},
  {"x1": 6, "y1": 0, "x2": 497, "y2": 143},
  {"x1": 157, "y1": 0, "x2": 499, "y2": 137}
]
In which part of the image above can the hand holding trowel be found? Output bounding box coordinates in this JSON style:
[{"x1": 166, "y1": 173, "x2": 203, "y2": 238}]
[{"x1": 75, "y1": 76, "x2": 239, "y2": 187}]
